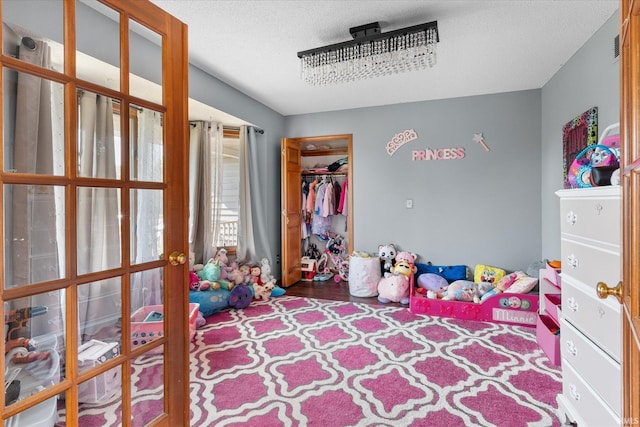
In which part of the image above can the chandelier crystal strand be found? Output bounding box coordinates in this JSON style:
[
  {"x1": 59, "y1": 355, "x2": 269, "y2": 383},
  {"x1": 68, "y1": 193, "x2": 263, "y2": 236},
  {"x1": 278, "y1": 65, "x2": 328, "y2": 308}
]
[{"x1": 300, "y1": 22, "x2": 437, "y2": 85}]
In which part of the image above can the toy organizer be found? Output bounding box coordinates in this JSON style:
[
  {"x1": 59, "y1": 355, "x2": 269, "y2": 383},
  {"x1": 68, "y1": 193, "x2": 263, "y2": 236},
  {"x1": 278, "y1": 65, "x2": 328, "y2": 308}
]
[{"x1": 409, "y1": 276, "x2": 539, "y2": 327}]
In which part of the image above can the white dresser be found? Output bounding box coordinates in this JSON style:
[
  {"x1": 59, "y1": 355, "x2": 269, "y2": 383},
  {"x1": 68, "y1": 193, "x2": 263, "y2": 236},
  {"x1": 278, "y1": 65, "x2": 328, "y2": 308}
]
[{"x1": 555, "y1": 187, "x2": 622, "y2": 426}]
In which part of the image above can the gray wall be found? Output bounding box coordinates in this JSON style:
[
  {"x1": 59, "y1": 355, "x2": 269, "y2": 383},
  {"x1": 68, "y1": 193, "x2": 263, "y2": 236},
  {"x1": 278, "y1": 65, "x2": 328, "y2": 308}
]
[
  {"x1": 541, "y1": 11, "x2": 620, "y2": 259},
  {"x1": 285, "y1": 91, "x2": 541, "y2": 272}
]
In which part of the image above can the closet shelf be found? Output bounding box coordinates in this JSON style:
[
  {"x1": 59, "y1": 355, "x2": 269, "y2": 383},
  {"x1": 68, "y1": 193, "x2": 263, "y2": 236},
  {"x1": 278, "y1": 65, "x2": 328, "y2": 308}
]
[
  {"x1": 302, "y1": 148, "x2": 348, "y2": 157},
  {"x1": 302, "y1": 171, "x2": 347, "y2": 176}
]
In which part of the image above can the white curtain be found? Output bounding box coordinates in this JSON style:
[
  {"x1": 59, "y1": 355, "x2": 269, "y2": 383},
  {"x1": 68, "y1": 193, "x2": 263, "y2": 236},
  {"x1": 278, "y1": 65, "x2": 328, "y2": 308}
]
[
  {"x1": 237, "y1": 126, "x2": 273, "y2": 264},
  {"x1": 76, "y1": 91, "x2": 121, "y2": 339},
  {"x1": 10, "y1": 36, "x2": 63, "y2": 338},
  {"x1": 188, "y1": 122, "x2": 223, "y2": 264}
]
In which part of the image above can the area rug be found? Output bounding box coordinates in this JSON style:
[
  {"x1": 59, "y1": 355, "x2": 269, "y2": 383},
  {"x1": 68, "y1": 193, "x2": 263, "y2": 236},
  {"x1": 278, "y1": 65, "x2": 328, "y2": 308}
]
[{"x1": 189, "y1": 296, "x2": 562, "y2": 427}]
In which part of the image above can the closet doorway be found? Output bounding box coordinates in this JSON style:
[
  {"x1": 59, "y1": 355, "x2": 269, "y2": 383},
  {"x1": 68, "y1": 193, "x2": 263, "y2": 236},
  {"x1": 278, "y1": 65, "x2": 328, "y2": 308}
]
[{"x1": 281, "y1": 134, "x2": 353, "y2": 287}]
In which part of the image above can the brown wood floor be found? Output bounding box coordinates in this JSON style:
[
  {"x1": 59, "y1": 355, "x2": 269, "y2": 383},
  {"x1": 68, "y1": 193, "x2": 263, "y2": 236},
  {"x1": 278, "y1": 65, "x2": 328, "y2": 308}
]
[{"x1": 283, "y1": 279, "x2": 404, "y2": 308}]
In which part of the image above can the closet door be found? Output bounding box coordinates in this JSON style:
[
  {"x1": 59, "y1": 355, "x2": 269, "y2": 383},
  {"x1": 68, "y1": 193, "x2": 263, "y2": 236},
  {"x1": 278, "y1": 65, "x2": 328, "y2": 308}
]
[
  {"x1": 0, "y1": 1, "x2": 190, "y2": 426},
  {"x1": 281, "y1": 138, "x2": 303, "y2": 287}
]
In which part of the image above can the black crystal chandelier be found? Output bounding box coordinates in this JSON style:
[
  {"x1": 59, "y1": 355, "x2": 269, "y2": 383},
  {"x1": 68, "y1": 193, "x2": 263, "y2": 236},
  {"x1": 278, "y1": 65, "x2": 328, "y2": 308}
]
[{"x1": 297, "y1": 21, "x2": 439, "y2": 86}]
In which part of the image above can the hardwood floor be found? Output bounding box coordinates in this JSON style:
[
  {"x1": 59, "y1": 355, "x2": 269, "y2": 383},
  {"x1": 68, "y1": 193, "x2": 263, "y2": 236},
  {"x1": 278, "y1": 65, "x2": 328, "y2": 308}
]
[{"x1": 283, "y1": 279, "x2": 404, "y2": 308}]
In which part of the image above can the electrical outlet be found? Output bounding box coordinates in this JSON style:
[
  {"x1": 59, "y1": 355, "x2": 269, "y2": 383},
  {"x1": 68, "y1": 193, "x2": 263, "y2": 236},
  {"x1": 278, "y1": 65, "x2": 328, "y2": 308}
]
[{"x1": 406, "y1": 199, "x2": 413, "y2": 209}]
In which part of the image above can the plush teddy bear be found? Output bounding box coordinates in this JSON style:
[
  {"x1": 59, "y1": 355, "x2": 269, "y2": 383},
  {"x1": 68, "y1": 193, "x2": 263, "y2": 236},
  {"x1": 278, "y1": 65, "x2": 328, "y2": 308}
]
[
  {"x1": 253, "y1": 279, "x2": 276, "y2": 300},
  {"x1": 378, "y1": 244, "x2": 397, "y2": 277},
  {"x1": 395, "y1": 251, "x2": 417, "y2": 266}
]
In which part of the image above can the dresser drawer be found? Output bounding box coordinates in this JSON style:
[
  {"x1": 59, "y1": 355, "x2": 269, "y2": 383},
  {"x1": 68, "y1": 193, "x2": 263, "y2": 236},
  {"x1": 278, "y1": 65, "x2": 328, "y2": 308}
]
[
  {"x1": 560, "y1": 360, "x2": 620, "y2": 427},
  {"x1": 558, "y1": 188, "x2": 620, "y2": 245},
  {"x1": 562, "y1": 276, "x2": 621, "y2": 362},
  {"x1": 560, "y1": 238, "x2": 620, "y2": 288},
  {"x1": 560, "y1": 318, "x2": 621, "y2": 413}
]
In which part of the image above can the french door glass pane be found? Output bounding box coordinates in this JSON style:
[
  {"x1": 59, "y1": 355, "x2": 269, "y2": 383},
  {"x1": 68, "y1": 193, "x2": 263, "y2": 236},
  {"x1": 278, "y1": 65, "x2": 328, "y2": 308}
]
[
  {"x1": 3, "y1": 184, "x2": 66, "y2": 289},
  {"x1": 2, "y1": 68, "x2": 65, "y2": 175},
  {"x1": 76, "y1": 187, "x2": 122, "y2": 275},
  {"x1": 129, "y1": 19, "x2": 162, "y2": 103},
  {"x1": 130, "y1": 267, "x2": 164, "y2": 345},
  {"x1": 77, "y1": 91, "x2": 122, "y2": 180},
  {"x1": 4, "y1": 289, "x2": 65, "y2": 411},
  {"x1": 77, "y1": 278, "x2": 122, "y2": 348},
  {"x1": 130, "y1": 106, "x2": 164, "y2": 182},
  {"x1": 76, "y1": 0, "x2": 120, "y2": 92},
  {"x1": 2, "y1": 0, "x2": 64, "y2": 73},
  {"x1": 130, "y1": 189, "x2": 164, "y2": 265},
  {"x1": 131, "y1": 353, "x2": 165, "y2": 426}
]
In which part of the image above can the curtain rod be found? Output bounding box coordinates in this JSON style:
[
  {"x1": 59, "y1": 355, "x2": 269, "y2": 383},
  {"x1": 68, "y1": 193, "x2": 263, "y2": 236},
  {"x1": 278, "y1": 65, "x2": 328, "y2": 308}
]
[{"x1": 189, "y1": 122, "x2": 264, "y2": 134}]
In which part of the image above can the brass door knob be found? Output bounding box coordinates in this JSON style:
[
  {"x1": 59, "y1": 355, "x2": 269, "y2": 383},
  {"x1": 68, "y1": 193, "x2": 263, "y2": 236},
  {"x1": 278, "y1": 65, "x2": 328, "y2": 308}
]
[
  {"x1": 169, "y1": 251, "x2": 187, "y2": 266},
  {"x1": 596, "y1": 281, "x2": 622, "y2": 304}
]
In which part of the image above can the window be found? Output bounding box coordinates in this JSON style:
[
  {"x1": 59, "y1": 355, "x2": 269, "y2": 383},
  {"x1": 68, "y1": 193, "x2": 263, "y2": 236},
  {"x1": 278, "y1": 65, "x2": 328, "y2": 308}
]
[{"x1": 217, "y1": 129, "x2": 240, "y2": 252}]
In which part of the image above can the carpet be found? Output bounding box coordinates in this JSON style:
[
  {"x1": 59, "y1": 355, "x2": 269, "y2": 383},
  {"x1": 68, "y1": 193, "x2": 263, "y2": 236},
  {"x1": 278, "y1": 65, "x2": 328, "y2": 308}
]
[{"x1": 189, "y1": 296, "x2": 562, "y2": 427}]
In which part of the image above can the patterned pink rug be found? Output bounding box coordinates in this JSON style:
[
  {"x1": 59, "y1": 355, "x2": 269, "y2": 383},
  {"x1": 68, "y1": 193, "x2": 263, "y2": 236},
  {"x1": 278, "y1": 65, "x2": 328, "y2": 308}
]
[{"x1": 190, "y1": 296, "x2": 562, "y2": 426}]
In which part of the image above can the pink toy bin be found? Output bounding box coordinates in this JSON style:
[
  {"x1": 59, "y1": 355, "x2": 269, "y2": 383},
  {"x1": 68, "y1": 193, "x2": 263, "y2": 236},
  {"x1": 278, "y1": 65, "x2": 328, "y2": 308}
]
[
  {"x1": 536, "y1": 313, "x2": 560, "y2": 366},
  {"x1": 130, "y1": 303, "x2": 200, "y2": 354}
]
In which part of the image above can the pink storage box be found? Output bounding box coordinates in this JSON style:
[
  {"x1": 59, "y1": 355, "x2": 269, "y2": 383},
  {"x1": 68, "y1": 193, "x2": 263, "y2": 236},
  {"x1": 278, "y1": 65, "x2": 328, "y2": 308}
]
[
  {"x1": 409, "y1": 274, "x2": 538, "y2": 327},
  {"x1": 536, "y1": 313, "x2": 560, "y2": 365},
  {"x1": 544, "y1": 293, "x2": 561, "y2": 324},
  {"x1": 131, "y1": 303, "x2": 200, "y2": 353}
]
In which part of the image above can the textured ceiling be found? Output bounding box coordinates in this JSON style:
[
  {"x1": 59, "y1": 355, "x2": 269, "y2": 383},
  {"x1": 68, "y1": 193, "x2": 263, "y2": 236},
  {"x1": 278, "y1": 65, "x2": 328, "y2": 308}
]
[{"x1": 149, "y1": 0, "x2": 619, "y2": 119}]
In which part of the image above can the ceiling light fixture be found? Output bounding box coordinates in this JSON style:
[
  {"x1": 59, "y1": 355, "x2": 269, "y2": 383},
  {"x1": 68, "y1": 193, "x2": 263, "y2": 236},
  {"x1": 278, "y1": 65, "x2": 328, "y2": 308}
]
[{"x1": 297, "y1": 21, "x2": 439, "y2": 86}]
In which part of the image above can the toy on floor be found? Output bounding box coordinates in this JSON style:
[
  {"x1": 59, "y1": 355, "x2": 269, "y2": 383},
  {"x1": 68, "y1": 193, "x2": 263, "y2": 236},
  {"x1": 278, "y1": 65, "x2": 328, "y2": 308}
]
[
  {"x1": 377, "y1": 261, "x2": 414, "y2": 305},
  {"x1": 378, "y1": 243, "x2": 397, "y2": 277},
  {"x1": 260, "y1": 258, "x2": 275, "y2": 283},
  {"x1": 253, "y1": 279, "x2": 276, "y2": 300},
  {"x1": 214, "y1": 248, "x2": 229, "y2": 267},
  {"x1": 441, "y1": 280, "x2": 480, "y2": 303}
]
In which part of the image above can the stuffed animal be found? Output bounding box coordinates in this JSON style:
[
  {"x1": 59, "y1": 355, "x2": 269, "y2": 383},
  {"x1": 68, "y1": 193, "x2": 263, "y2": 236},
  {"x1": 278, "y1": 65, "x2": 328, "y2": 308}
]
[
  {"x1": 417, "y1": 273, "x2": 449, "y2": 295},
  {"x1": 213, "y1": 248, "x2": 229, "y2": 267},
  {"x1": 392, "y1": 260, "x2": 415, "y2": 278},
  {"x1": 395, "y1": 251, "x2": 417, "y2": 266},
  {"x1": 199, "y1": 259, "x2": 220, "y2": 282},
  {"x1": 225, "y1": 263, "x2": 243, "y2": 287},
  {"x1": 228, "y1": 285, "x2": 252, "y2": 309},
  {"x1": 442, "y1": 280, "x2": 480, "y2": 303},
  {"x1": 377, "y1": 275, "x2": 410, "y2": 305},
  {"x1": 239, "y1": 264, "x2": 252, "y2": 285},
  {"x1": 260, "y1": 258, "x2": 275, "y2": 284},
  {"x1": 253, "y1": 279, "x2": 276, "y2": 300},
  {"x1": 378, "y1": 244, "x2": 397, "y2": 277}
]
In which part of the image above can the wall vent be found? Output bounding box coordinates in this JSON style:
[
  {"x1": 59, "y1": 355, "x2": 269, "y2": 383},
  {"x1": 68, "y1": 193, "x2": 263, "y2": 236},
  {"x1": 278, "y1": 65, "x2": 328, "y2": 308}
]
[{"x1": 614, "y1": 34, "x2": 620, "y2": 59}]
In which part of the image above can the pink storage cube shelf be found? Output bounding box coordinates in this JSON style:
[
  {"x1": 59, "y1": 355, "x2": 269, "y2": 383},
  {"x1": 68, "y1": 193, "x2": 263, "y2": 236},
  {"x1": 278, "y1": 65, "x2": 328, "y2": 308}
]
[
  {"x1": 542, "y1": 263, "x2": 561, "y2": 289},
  {"x1": 536, "y1": 313, "x2": 560, "y2": 365},
  {"x1": 544, "y1": 293, "x2": 561, "y2": 324},
  {"x1": 131, "y1": 303, "x2": 200, "y2": 354},
  {"x1": 409, "y1": 282, "x2": 538, "y2": 327}
]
